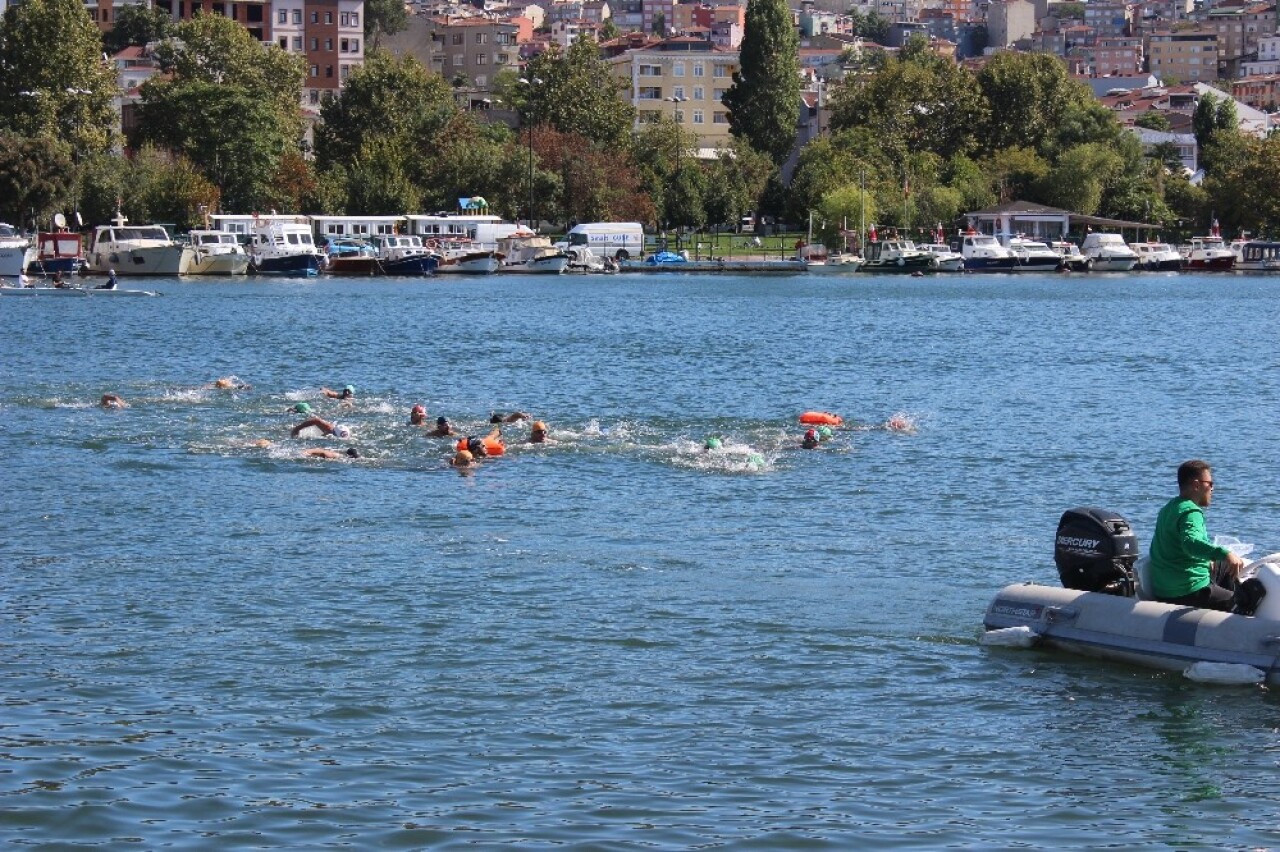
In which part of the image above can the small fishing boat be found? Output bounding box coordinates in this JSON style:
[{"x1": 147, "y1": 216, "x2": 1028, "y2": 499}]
[
  {"x1": 25, "y1": 214, "x2": 86, "y2": 276},
  {"x1": 323, "y1": 237, "x2": 382, "y2": 276},
  {"x1": 369, "y1": 234, "x2": 438, "y2": 275},
  {"x1": 186, "y1": 228, "x2": 250, "y2": 275}
]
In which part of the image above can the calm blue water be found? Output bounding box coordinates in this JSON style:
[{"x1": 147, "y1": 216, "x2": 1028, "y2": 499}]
[{"x1": 5, "y1": 270, "x2": 1280, "y2": 848}]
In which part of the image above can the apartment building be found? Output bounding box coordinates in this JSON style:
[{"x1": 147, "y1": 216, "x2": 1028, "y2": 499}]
[
  {"x1": 607, "y1": 35, "x2": 739, "y2": 153},
  {"x1": 1205, "y1": 2, "x2": 1275, "y2": 75},
  {"x1": 425, "y1": 15, "x2": 528, "y2": 90},
  {"x1": 1147, "y1": 30, "x2": 1217, "y2": 80}
]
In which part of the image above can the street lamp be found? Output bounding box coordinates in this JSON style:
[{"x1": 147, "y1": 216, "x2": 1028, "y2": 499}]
[
  {"x1": 517, "y1": 77, "x2": 542, "y2": 231},
  {"x1": 665, "y1": 95, "x2": 687, "y2": 251}
]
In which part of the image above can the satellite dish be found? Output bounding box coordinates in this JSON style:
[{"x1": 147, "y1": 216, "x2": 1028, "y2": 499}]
[{"x1": 53, "y1": 212, "x2": 66, "y2": 229}]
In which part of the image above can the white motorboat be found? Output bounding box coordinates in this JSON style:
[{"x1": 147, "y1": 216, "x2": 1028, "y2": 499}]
[
  {"x1": 1049, "y1": 240, "x2": 1091, "y2": 271},
  {"x1": 368, "y1": 234, "x2": 438, "y2": 275},
  {"x1": 245, "y1": 217, "x2": 325, "y2": 276},
  {"x1": 1233, "y1": 239, "x2": 1280, "y2": 272},
  {"x1": 859, "y1": 235, "x2": 935, "y2": 273},
  {"x1": 496, "y1": 231, "x2": 570, "y2": 274},
  {"x1": 917, "y1": 243, "x2": 964, "y2": 272},
  {"x1": 186, "y1": 229, "x2": 250, "y2": 275},
  {"x1": 433, "y1": 240, "x2": 500, "y2": 274},
  {"x1": 0, "y1": 222, "x2": 35, "y2": 279},
  {"x1": 956, "y1": 230, "x2": 1017, "y2": 272},
  {"x1": 86, "y1": 213, "x2": 192, "y2": 275},
  {"x1": 1007, "y1": 237, "x2": 1063, "y2": 272},
  {"x1": 1131, "y1": 241, "x2": 1183, "y2": 271},
  {"x1": 1080, "y1": 232, "x2": 1138, "y2": 271}
]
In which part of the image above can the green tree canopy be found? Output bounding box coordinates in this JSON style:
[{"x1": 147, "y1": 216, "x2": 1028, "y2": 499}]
[
  {"x1": 520, "y1": 36, "x2": 635, "y2": 149},
  {"x1": 975, "y1": 52, "x2": 1093, "y2": 155},
  {"x1": 0, "y1": 0, "x2": 118, "y2": 160},
  {"x1": 104, "y1": 4, "x2": 172, "y2": 53},
  {"x1": 364, "y1": 0, "x2": 408, "y2": 48},
  {"x1": 722, "y1": 0, "x2": 801, "y2": 166},
  {"x1": 0, "y1": 131, "x2": 74, "y2": 226}
]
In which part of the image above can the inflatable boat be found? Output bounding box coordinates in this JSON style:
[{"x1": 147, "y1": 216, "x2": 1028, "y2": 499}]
[{"x1": 982, "y1": 507, "x2": 1280, "y2": 684}]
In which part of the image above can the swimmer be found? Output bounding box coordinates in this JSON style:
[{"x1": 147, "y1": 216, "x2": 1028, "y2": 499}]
[
  {"x1": 461, "y1": 426, "x2": 503, "y2": 458},
  {"x1": 426, "y1": 416, "x2": 454, "y2": 437},
  {"x1": 409, "y1": 404, "x2": 428, "y2": 426},
  {"x1": 450, "y1": 448, "x2": 475, "y2": 467},
  {"x1": 884, "y1": 414, "x2": 916, "y2": 433},
  {"x1": 490, "y1": 411, "x2": 529, "y2": 424},
  {"x1": 291, "y1": 416, "x2": 352, "y2": 438},
  {"x1": 100, "y1": 393, "x2": 127, "y2": 409},
  {"x1": 211, "y1": 376, "x2": 251, "y2": 390},
  {"x1": 529, "y1": 421, "x2": 552, "y2": 444},
  {"x1": 322, "y1": 385, "x2": 355, "y2": 401},
  {"x1": 290, "y1": 402, "x2": 313, "y2": 415},
  {"x1": 817, "y1": 425, "x2": 834, "y2": 442},
  {"x1": 801, "y1": 428, "x2": 820, "y2": 449},
  {"x1": 704, "y1": 436, "x2": 722, "y2": 451},
  {"x1": 303, "y1": 447, "x2": 360, "y2": 459}
]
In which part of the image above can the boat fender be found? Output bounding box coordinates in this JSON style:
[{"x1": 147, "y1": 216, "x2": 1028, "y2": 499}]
[
  {"x1": 897, "y1": 257, "x2": 905, "y2": 267},
  {"x1": 978, "y1": 625, "x2": 1040, "y2": 648},
  {"x1": 1182, "y1": 661, "x2": 1265, "y2": 685}
]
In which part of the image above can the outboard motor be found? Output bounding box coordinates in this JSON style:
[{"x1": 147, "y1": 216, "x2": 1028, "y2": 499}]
[{"x1": 1055, "y1": 507, "x2": 1138, "y2": 596}]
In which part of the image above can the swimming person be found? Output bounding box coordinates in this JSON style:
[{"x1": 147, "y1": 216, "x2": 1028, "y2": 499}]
[
  {"x1": 704, "y1": 436, "x2": 722, "y2": 450},
  {"x1": 409, "y1": 404, "x2": 428, "y2": 426},
  {"x1": 211, "y1": 376, "x2": 251, "y2": 390},
  {"x1": 100, "y1": 393, "x2": 127, "y2": 409},
  {"x1": 490, "y1": 411, "x2": 529, "y2": 424},
  {"x1": 303, "y1": 447, "x2": 360, "y2": 459},
  {"x1": 291, "y1": 416, "x2": 352, "y2": 439},
  {"x1": 1148, "y1": 459, "x2": 1246, "y2": 611},
  {"x1": 426, "y1": 416, "x2": 454, "y2": 437},
  {"x1": 322, "y1": 385, "x2": 355, "y2": 401},
  {"x1": 801, "y1": 428, "x2": 820, "y2": 449},
  {"x1": 450, "y1": 449, "x2": 475, "y2": 467},
  {"x1": 530, "y1": 421, "x2": 552, "y2": 444},
  {"x1": 290, "y1": 402, "x2": 313, "y2": 415}
]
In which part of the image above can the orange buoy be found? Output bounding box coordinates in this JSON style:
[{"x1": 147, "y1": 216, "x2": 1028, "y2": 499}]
[
  {"x1": 482, "y1": 437, "x2": 505, "y2": 456},
  {"x1": 799, "y1": 411, "x2": 843, "y2": 427}
]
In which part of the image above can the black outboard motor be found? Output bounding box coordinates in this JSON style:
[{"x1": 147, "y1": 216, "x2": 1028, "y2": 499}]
[{"x1": 1055, "y1": 507, "x2": 1138, "y2": 596}]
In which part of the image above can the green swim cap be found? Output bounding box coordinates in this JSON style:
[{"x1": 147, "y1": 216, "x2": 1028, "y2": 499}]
[
  {"x1": 818, "y1": 425, "x2": 833, "y2": 439},
  {"x1": 748, "y1": 453, "x2": 764, "y2": 466},
  {"x1": 705, "y1": 437, "x2": 722, "y2": 450},
  {"x1": 293, "y1": 402, "x2": 312, "y2": 414}
]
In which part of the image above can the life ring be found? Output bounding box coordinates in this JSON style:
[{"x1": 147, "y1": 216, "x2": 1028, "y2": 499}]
[
  {"x1": 427, "y1": 240, "x2": 440, "y2": 249},
  {"x1": 799, "y1": 411, "x2": 843, "y2": 427}
]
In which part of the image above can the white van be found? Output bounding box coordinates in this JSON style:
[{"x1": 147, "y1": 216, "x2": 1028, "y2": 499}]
[{"x1": 565, "y1": 222, "x2": 645, "y2": 260}]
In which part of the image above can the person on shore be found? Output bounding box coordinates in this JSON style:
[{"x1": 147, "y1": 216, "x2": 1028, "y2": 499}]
[
  {"x1": 322, "y1": 385, "x2": 355, "y2": 401},
  {"x1": 426, "y1": 416, "x2": 454, "y2": 437},
  {"x1": 1148, "y1": 460, "x2": 1246, "y2": 611},
  {"x1": 100, "y1": 393, "x2": 127, "y2": 409},
  {"x1": 96, "y1": 269, "x2": 117, "y2": 290},
  {"x1": 409, "y1": 404, "x2": 428, "y2": 426},
  {"x1": 801, "y1": 428, "x2": 820, "y2": 449},
  {"x1": 303, "y1": 447, "x2": 360, "y2": 460},
  {"x1": 292, "y1": 416, "x2": 351, "y2": 439},
  {"x1": 530, "y1": 421, "x2": 553, "y2": 444}
]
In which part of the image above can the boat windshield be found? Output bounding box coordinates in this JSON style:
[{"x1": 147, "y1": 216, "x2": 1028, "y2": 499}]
[{"x1": 112, "y1": 227, "x2": 169, "y2": 241}]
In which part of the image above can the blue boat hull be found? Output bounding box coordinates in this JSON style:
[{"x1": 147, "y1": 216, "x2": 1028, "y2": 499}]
[
  {"x1": 964, "y1": 257, "x2": 1019, "y2": 271},
  {"x1": 251, "y1": 255, "x2": 322, "y2": 277}
]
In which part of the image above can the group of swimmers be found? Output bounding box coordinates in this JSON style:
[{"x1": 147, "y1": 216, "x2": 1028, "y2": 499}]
[{"x1": 97, "y1": 378, "x2": 911, "y2": 468}]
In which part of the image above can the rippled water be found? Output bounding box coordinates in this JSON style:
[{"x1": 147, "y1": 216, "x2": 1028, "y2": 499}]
[{"x1": 5, "y1": 271, "x2": 1280, "y2": 848}]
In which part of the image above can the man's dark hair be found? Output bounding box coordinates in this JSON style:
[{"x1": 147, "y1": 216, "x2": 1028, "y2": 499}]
[{"x1": 1178, "y1": 459, "x2": 1212, "y2": 488}]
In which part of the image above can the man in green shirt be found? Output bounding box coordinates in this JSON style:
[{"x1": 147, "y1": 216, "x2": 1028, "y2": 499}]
[{"x1": 1149, "y1": 459, "x2": 1245, "y2": 610}]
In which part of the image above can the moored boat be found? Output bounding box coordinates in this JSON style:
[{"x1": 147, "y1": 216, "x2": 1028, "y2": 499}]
[
  {"x1": 186, "y1": 229, "x2": 250, "y2": 275},
  {"x1": 918, "y1": 243, "x2": 964, "y2": 272},
  {"x1": 1233, "y1": 239, "x2": 1280, "y2": 272},
  {"x1": 1179, "y1": 233, "x2": 1236, "y2": 271},
  {"x1": 1049, "y1": 240, "x2": 1091, "y2": 271},
  {"x1": 1131, "y1": 241, "x2": 1183, "y2": 271},
  {"x1": 0, "y1": 222, "x2": 36, "y2": 280},
  {"x1": 212, "y1": 214, "x2": 324, "y2": 277},
  {"x1": 86, "y1": 213, "x2": 192, "y2": 275},
  {"x1": 859, "y1": 230, "x2": 935, "y2": 274},
  {"x1": 25, "y1": 214, "x2": 86, "y2": 276},
  {"x1": 1080, "y1": 232, "x2": 1138, "y2": 272},
  {"x1": 323, "y1": 237, "x2": 382, "y2": 276},
  {"x1": 1007, "y1": 237, "x2": 1064, "y2": 272},
  {"x1": 496, "y1": 231, "x2": 570, "y2": 274},
  {"x1": 955, "y1": 229, "x2": 1018, "y2": 272},
  {"x1": 369, "y1": 234, "x2": 438, "y2": 275}
]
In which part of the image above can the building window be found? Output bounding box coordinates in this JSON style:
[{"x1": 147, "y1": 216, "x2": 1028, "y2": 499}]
[
  {"x1": 475, "y1": 74, "x2": 487, "y2": 87},
  {"x1": 293, "y1": 9, "x2": 301, "y2": 23},
  {"x1": 714, "y1": 88, "x2": 727, "y2": 100},
  {"x1": 340, "y1": 12, "x2": 349, "y2": 25},
  {"x1": 673, "y1": 109, "x2": 684, "y2": 122},
  {"x1": 498, "y1": 53, "x2": 508, "y2": 63},
  {"x1": 693, "y1": 86, "x2": 704, "y2": 100},
  {"x1": 278, "y1": 9, "x2": 287, "y2": 23},
  {"x1": 326, "y1": 65, "x2": 333, "y2": 77},
  {"x1": 693, "y1": 61, "x2": 704, "y2": 76},
  {"x1": 325, "y1": 38, "x2": 333, "y2": 50},
  {"x1": 673, "y1": 85, "x2": 685, "y2": 99},
  {"x1": 693, "y1": 109, "x2": 704, "y2": 124},
  {"x1": 351, "y1": 12, "x2": 358, "y2": 26},
  {"x1": 309, "y1": 89, "x2": 320, "y2": 103},
  {"x1": 293, "y1": 36, "x2": 302, "y2": 49},
  {"x1": 713, "y1": 111, "x2": 728, "y2": 124},
  {"x1": 311, "y1": 11, "x2": 318, "y2": 22},
  {"x1": 310, "y1": 64, "x2": 318, "y2": 76},
  {"x1": 673, "y1": 61, "x2": 685, "y2": 76},
  {"x1": 639, "y1": 85, "x2": 661, "y2": 99},
  {"x1": 476, "y1": 53, "x2": 487, "y2": 65},
  {"x1": 714, "y1": 65, "x2": 727, "y2": 77},
  {"x1": 325, "y1": 11, "x2": 332, "y2": 23},
  {"x1": 341, "y1": 64, "x2": 350, "y2": 79},
  {"x1": 453, "y1": 53, "x2": 464, "y2": 66},
  {"x1": 310, "y1": 37, "x2": 318, "y2": 49},
  {"x1": 452, "y1": 33, "x2": 464, "y2": 44},
  {"x1": 341, "y1": 38, "x2": 349, "y2": 51},
  {"x1": 476, "y1": 32, "x2": 487, "y2": 43}
]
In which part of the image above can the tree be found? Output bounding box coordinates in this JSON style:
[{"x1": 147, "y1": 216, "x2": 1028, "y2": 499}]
[
  {"x1": 815, "y1": 183, "x2": 875, "y2": 250},
  {"x1": 1036, "y1": 143, "x2": 1124, "y2": 215},
  {"x1": 599, "y1": 19, "x2": 621, "y2": 41},
  {"x1": 1192, "y1": 92, "x2": 1220, "y2": 151},
  {"x1": 703, "y1": 138, "x2": 773, "y2": 231},
  {"x1": 722, "y1": 0, "x2": 801, "y2": 166},
  {"x1": 0, "y1": 131, "x2": 74, "y2": 226},
  {"x1": 364, "y1": 0, "x2": 408, "y2": 49},
  {"x1": 104, "y1": 4, "x2": 172, "y2": 53},
  {"x1": 0, "y1": 0, "x2": 118, "y2": 160},
  {"x1": 1134, "y1": 111, "x2": 1172, "y2": 132},
  {"x1": 141, "y1": 13, "x2": 305, "y2": 210},
  {"x1": 975, "y1": 52, "x2": 1094, "y2": 156},
  {"x1": 982, "y1": 146, "x2": 1050, "y2": 203},
  {"x1": 521, "y1": 37, "x2": 636, "y2": 149}
]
